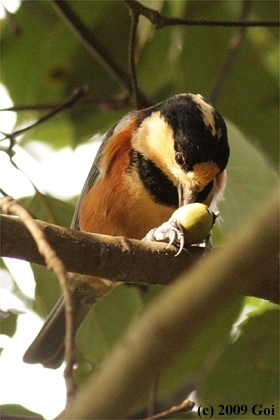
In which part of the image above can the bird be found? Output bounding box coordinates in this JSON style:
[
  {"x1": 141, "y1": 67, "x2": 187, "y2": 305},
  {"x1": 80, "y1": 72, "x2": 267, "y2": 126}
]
[{"x1": 23, "y1": 93, "x2": 230, "y2": 369}]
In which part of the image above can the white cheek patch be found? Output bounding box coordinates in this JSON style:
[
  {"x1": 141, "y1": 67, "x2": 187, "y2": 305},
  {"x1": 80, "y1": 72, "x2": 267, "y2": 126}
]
[
  {"x1": 131, "y1": 112, "x2": 178, "y2": 176},
  {"x1": 132, "y1": 112, "x2": 198, "y2": 187},
  {"x1": 133, "y1": 111, "x2": 174, "y2": 158},
  {"x1": 190, "y1": 94, "x2": 221, "y2": 138}
]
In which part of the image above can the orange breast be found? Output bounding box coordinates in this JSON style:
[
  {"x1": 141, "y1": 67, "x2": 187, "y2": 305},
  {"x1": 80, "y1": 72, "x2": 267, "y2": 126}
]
[{"x1": 79, "y1": 120, "x2": 175, "y2": 239}]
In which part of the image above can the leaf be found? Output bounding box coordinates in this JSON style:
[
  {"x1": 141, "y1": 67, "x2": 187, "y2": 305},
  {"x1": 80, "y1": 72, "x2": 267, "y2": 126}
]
[
  {"x1": 0, "y1": 404, "x2": 43, "y2": 419},
  {"x1": 215, "y1": 120, "x2": 278, "y2": 238},
  {"x1": 30, "y1": 265, "x2": 61, "y2": 318},
  {"x1": 0, "y1": 312, "x2": 17, "y2": 338},
  {"x1": 69, "y1": 108, "x2": 130, "y2": 148},
  {"x1": 20, "y1": 114, "x2": 76, "y2": 149},
  {"x1": 138, "y1": 1, "x2": 279, "y2": 162},
  {"x1": 21, "y1": 193, "x2": 74, "y2": 227},
  {"x1": 1, "y1": 1, "x2": 131, "y2": 146},
  {"x1": 198, "y1": 307, "x2": 280, "y2": 417},
  {"x1": 0, "y1": 266, "x2": 25, "y2": 337},
  {"x1": 218, "y1": 2, "x2": 279, "y2": 162},
  {"x1": 75, "y1": 284, "x2": 143, "y2": 383},
  {"x1": 0, "y1": 2, "x2": 278, "y2": 415},
  {"x1": 158, "y1": 297, "x2": 244, "y2": 396},
  {"x1": 19, "y1": 194, "x2": 74, "y2": 316}
]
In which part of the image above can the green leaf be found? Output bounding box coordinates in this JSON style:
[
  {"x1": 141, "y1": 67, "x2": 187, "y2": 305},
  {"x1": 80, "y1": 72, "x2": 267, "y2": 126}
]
[
  {"x1": 21, "y1": 193, "x2": 74, "y2": 227},
  {"x1": 20, "y1": 113, "x2": 76, "y2": 149},
  {"x1": 0, "y1": 312, "x2": 17, "y2": 338},
  {"x1": 0, "y1": 1, "x2": 278, "y2": 414},
  {"x1": 215, "y1": 120, "x2": 278, "y2": 239},
  {"x1": 1, "y1": 1, "x2": 131, "y2": 147},
  {"x1": 19, "y1": 194, "x2": 74, "y2": 317},
  {"x1": 158, "y1": 297, "x2": 244, "y2": 396},
  {"x1": 137, "y1": 1, "x2": 279, "y2": 162},
  {"x1": 0, "y1": 265, "x2": 21, "y2": 338},
  {"x1": 75, "y1": 284, "x2": 143, "y2": 383},
  {"x1": 0, "y1": 404, "x2": 43, "y2": 419},
  {"x1": 69, "y1": 108, "x2": 130, "y2": 148},
  {"x1": 21, "y1": 193, "x2": 74, "y2": 316},
  {"x1": 218, "y1": 2, "x2": 279, "y2": 162},
  {"x1": 30, "y1": 264, "x2": 61, "y2": 318},
  {"x1": 199, "y1": 307, "x2": 280, "y2": 417}
]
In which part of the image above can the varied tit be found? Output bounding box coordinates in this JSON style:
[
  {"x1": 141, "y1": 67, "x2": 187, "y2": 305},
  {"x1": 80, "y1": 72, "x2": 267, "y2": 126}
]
[
  {"x1": 143, "y1": 203, "x2": 219, "y2": 256},
  {"x1": 23, "y1": 93, "x2": 230, "y2": 369}
]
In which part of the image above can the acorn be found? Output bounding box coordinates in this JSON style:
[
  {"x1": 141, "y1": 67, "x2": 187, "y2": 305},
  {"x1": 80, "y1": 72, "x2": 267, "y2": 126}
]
[
  {"x1": 171, "y1": 203, "x2": 219, "y2": 246},
  {"x1": 143, "y1": 203, "x2": 219, "y2": 255}
]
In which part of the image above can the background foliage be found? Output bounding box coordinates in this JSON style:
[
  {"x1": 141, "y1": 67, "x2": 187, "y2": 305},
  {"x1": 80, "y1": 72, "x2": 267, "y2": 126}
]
[{"x1": 0, "y1": 1, "x2": 279, "y2": 419}]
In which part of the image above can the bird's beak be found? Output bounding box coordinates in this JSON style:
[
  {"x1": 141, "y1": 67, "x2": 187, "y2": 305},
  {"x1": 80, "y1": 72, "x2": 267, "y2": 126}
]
[{"x1": 178, "y1": 184, "x2": 199, "y2": 206}]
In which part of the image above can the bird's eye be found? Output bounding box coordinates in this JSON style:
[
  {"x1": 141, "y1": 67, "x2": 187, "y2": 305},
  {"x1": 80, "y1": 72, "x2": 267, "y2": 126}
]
[{"x1": 175, "y1": 152, "x2": 185, "y2": 166}]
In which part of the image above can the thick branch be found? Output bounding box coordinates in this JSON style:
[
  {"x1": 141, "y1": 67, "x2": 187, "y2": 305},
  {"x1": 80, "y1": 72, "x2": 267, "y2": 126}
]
[
  {"x1": 1, "y1": 214, "x2": 202, "y2": 286},
  {"x1": 56, "y1": 190, "x2": 279, "y2": 420},
  {"x1": 1, "y1": 191, "x2": 279, "y2": 303}
]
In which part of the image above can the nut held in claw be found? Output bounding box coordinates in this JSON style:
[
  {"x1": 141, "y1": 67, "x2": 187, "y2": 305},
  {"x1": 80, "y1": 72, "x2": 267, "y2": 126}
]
[
  {"x1": 143, "y1": 203, "x2": 219, "y2": 256},
  {"x1": 171, "y1": 203, "x2": 219, "y2": 246}
]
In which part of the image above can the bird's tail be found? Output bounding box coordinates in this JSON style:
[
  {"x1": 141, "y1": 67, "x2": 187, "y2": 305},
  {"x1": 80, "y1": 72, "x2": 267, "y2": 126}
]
[{"x1": 23, "y1": 276, "x2": 116, "y2": 369}]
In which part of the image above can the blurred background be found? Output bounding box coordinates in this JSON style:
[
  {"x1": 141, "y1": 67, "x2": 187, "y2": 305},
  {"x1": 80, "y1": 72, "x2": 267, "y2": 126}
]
[{"x1": 0, "y1": 1, "x2": 278, "y2": 418}]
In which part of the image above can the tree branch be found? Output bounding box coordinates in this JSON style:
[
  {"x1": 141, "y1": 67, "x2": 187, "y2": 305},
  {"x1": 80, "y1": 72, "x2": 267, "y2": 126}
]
[
  {"x1": 0, "y1": 87, "x2": 90, "y2": 144},
  {"x1": 143, "y1": 398, "x2": 195, "y2": 420},
  {"x1": 0, "y1": 197, "x2": 77, "y2": 400},
  {"x1": 1, "y1": 189, "x2": 279, "y2": 304},
  {"x1": 55, "y1": 189, "x2": 279, "y2": 420},
  {"x1": 1, "y1": 214, "x2": 203, "y2": 287},
  {"x1": 210, "y1": 0, "x2": 252, "y2": 104},
  {"x1": 49, "y1": 0, "x2": 152, "y2": 107},
  {"x1": 127, "y1": 4, "x2": 141, "y2": 108},
  {"x1": 0, "y1": 95, "x2": 131, "y2": 113},
  {"x1": 124, "y1": 0, "x2": 279, "y2": 29}
]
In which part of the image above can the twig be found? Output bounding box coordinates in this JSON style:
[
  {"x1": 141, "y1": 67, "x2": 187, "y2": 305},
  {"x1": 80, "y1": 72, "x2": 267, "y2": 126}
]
[
  {"x1": 0, "y1": 144, "x2": 15, "y2": 156},
  {"x1": 127, "y1": 5, "x2": 141, "y2": 109},
  {"x1": 210, "y1": 0, "x2": 252, "y2": 104},
  {"x1": 143, "y1": 398, "x2": 195, "y2": 420},
  {"x1": 0, "y1": 0, "x2": 21, "y2": 35},
  {"x1": 4, "y1": 147, "x2": 42, "y2": 198},
  {"x1": 0, "y1": 86, "x2": 90, "y2": 143},
  {"x1": 0, "y1": 88, "x2": 89, "y2": 199},
  {"x1": 147, "y1": 376, "x2": 159, "y2": 418},
  {"x1": 0, "y1": 188, "x2": 9, "y2": 197},
  {"x1": 49, "y1": 0, "x2": 152, "y2": 108},
  {"x1": 0, "y1": 94, "x2": 131, "y2": 113},
  {"x1": 0, "y1": 197, "x2": 77, "y2": 401},
  {"x1": 124, "y1": 0, "x2": 279, "y2": 29}
]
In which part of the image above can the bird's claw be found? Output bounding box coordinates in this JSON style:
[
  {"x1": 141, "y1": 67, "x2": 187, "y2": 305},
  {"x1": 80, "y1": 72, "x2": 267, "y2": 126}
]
[
  {"x1": 143, "y1": 218, "x2": 185, "y2": 256},
  {"x1": 204, "y1": 232, "x2": 214, "y2": 253}
]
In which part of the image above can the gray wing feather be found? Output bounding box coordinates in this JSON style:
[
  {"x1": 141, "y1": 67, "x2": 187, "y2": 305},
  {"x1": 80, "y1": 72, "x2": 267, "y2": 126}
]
[
  {"x1": 70, "y1": 110, "x2": 137, "y2": 230},
  {"x1": 23, "y1": 110, "x2": 139, "y2": 368}
]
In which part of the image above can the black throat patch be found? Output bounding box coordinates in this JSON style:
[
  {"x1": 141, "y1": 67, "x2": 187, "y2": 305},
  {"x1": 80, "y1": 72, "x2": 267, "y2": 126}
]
[
  {"x1": 130, "y1": 150, "x2": 215, "y2": 208},
  {"x1": 130, "y1": 150, "x2": 178, "y2": 208}
]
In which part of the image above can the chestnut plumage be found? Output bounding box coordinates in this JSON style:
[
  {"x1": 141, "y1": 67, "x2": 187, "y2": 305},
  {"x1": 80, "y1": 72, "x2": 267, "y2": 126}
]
[{"x1": 23, "y1": 93, "x2": 229, "y2": 368}]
